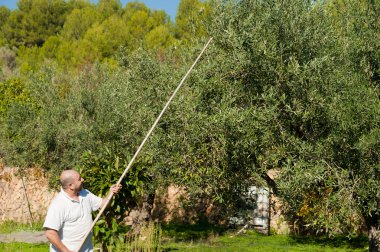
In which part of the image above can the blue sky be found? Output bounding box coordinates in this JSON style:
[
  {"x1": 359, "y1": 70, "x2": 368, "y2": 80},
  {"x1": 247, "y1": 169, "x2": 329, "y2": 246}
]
[{"x1": 0, "y1": 0, "x2": 181, "y2": 20}]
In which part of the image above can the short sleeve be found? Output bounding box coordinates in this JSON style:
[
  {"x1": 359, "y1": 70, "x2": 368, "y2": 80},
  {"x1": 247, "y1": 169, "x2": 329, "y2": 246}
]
[
  {"x1": 86, "y1": 190, "x2": 103, "y2": 212},
  {"x1": 43, "y1": 198, "x2": 63, "y2": 231}
]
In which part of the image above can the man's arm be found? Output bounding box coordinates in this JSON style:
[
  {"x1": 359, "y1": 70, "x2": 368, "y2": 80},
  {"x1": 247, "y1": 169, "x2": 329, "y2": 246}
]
[
  {"x1": 100, "y1": 197, "x2": 110, "y2": 209},
  {"x1": 45, "y1": 228, "x2": 72, "y2": 252},
  {"x1": 100, "y1": 184, "x2": 121, "y2": 209}
]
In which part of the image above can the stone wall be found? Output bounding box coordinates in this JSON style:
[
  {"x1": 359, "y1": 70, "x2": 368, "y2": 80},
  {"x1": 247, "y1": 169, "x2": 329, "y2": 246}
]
[
  {"x1": 0, "y1": 165, "x2": 290, "y2": 234},
  {"x1": 0, "y1": 166, "x2": 56, "y2": 223}
]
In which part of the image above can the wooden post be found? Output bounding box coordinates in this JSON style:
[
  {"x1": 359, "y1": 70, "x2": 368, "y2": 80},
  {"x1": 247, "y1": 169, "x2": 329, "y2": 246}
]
[{"x1": 20, "y1": 172, "x2": 34, "y2": 227}]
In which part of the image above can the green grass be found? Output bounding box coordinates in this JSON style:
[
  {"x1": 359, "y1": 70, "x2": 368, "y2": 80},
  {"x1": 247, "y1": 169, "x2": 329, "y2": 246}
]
[
  {"x1": 0, "y1": 221, "x2": 43, "y2": 234},
  {"x1": 0, "y1": 222, "x2": 368, "y2": 251},
  {"x1": 162, "y1": 222, "x2": 226, "y2": 241},
  {"x1": 160, "y1": 223, "x2": 368, "y2": 252},
  {"x1": 0, "y1": 242, "x2": 48, "y2": 252},
  {"x1": 162, "y1": 230, "x2": 368, "y2": 251},
  {"x1": 0, "y1": 221, "x2": 48, "y2": 251},
  {"x1": 0, "y1": 235, "x2": 367, "y2": 252}
]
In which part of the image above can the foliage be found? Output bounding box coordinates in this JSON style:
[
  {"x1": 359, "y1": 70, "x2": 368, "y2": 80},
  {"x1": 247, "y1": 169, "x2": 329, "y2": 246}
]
[
  {"x1": 97, "y1": 0, "x2": 123, "y2": 19},
  {"x1": 82, "y1": 15, "x2": 130, "y2": 59},
  {"x1": 0, "y1": 6, "x2": 10, "y2": 28},
  {"x1": 81, "y1": 148, "x2": 153, "y2": 250},
  {"x1": 0, "y1": 77, "x2": 39, "y2": 163},
  {"x1": 2, "y1": 0, "x2": 71, "y2": 47},
  {"x1": 60, "y1": 6, "x2": 100, "y2": 41},
  {"x1": 0, "y1": 0, "x2": 217, "y2": 73},
  {"x1": 1, "y1": 0, "x2": 380, "y2": 249},
  {"x1": 0, "y1": 6, "x2": 10, "y2": 46},
  {"x1": 0, "y1": 46, "x2": 16, "y2": 77},
  {"x1": 336, "y1": 0, "x2": 380, "y2": 87},
  {"x1": 205, "y1": 0, "x2": 380, "y2": 245},
  {"x1": 175, "y1": 0, "x2": 211, "y2": 41},
  {"x1": 0, "y1": 45, "x2": 178, "y2": 175},
  {"x1": 0, "y1": 0, "x2": 180, "y2": 72},
  {"x1": 144, "y1": 25, "x2": 176, "y2": 52}
]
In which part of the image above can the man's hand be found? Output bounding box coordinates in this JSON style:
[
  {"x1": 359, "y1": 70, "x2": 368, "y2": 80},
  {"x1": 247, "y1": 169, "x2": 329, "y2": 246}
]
[
  {"x1": 100, "y1": 184, "x2": 122, "y2": 208},
  {"x1": 110, "y1": 184, "x2": 122, "y2": 194}
]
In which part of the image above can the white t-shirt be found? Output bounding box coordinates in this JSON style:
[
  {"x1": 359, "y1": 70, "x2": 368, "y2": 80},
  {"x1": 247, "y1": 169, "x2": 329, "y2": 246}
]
[{"x1": 43, "y1": 188, "x2": 103, "y2": 252}]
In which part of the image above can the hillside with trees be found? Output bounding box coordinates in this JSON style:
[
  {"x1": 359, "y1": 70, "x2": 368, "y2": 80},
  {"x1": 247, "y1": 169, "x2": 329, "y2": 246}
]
[{"x1": 1, "y1": 0, "x2": 380, "y2": 250}]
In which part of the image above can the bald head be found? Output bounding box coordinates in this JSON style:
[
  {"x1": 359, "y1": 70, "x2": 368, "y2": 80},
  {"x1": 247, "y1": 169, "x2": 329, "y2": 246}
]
[{"x1": 60, "y1": 170, "x2": 80, "y2": 189}]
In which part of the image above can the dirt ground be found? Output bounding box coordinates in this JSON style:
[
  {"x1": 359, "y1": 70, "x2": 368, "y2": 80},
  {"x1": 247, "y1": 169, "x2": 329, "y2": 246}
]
[{"x1": 0, "y1": 231, "x2": 47, "y2": 243}]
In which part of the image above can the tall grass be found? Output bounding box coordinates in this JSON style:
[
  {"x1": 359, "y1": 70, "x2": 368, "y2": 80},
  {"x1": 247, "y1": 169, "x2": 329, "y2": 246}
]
[
  {"x1": 100, "y1": 222, "x2": 162, "y2": 252},
  {"x1": 0, "y1": 220, "x2": 43, "y2": 233},
  {"x1": 127, "y1": 222, "x2": 162, "y2": 252}
]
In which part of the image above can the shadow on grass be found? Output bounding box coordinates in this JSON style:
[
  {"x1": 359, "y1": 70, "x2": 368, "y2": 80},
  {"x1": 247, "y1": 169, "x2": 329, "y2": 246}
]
[
  {"x1": 162, "y1": 222, "x2": 227, "y2": 242},
  {"x1": 161, "y1": 222, "x2": 368, "y2": 251},
  {"x1": 290, "y1": 234, "x2": 368, "y2": 249}
]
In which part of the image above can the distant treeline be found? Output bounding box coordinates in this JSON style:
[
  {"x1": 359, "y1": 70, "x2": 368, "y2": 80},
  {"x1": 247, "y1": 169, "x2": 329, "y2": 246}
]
[{"x1": 0, "y1": 0, "x2": 211, "y2": 74}]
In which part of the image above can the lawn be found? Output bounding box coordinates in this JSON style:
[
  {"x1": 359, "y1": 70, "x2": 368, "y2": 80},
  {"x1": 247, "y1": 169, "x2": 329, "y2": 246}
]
[
  {"x1": 0, "y1": 222, "x2": 368, "y2": 251},
  {"x1": 0, "y1": 242, "x2": 48, "y2": 252},
  {"x1": 0, "y1": 221, "x2": 48, "y2": 251},
  {"x1": 161, "y1": 230, "x2": 367, "y2": 252}
]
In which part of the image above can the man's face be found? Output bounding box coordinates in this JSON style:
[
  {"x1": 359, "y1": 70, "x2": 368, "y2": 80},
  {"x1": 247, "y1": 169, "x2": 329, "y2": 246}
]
[{"x1": 70, "y1": 172, "x2": 84, "y2": 193}]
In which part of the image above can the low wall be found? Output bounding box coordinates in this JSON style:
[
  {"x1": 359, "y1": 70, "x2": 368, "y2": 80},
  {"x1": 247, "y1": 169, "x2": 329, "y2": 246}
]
[{"x1": 0, "y1": 165, "x2": 290, "y2": 234}]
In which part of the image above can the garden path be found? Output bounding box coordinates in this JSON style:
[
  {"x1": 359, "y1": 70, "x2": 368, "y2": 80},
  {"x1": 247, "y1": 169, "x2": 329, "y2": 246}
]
[{"x1": 0, "y1": 231, "x2": 47, "y2": 243}]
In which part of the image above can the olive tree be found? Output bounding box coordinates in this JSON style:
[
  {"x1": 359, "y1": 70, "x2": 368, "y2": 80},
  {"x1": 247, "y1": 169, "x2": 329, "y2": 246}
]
[{"x1": 207, "y1": 0, "x2": 380, "y2": 250}]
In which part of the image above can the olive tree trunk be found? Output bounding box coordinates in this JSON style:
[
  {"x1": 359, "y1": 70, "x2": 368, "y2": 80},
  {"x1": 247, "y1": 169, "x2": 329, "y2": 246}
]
[{"x1": 370, "y1": 226, "x2": 380, "y2": 252}]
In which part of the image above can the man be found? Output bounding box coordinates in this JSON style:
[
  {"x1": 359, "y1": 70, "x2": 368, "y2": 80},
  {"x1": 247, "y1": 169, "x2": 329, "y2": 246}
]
[{"x1": 43, "y1": 169, "x2": 121, "y2": 252}]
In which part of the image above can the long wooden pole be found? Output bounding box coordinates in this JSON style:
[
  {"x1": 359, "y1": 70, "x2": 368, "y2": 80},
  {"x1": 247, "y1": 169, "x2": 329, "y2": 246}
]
[{"x1": 76, "y1": 38, "x2": 213, "y2": 252}]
